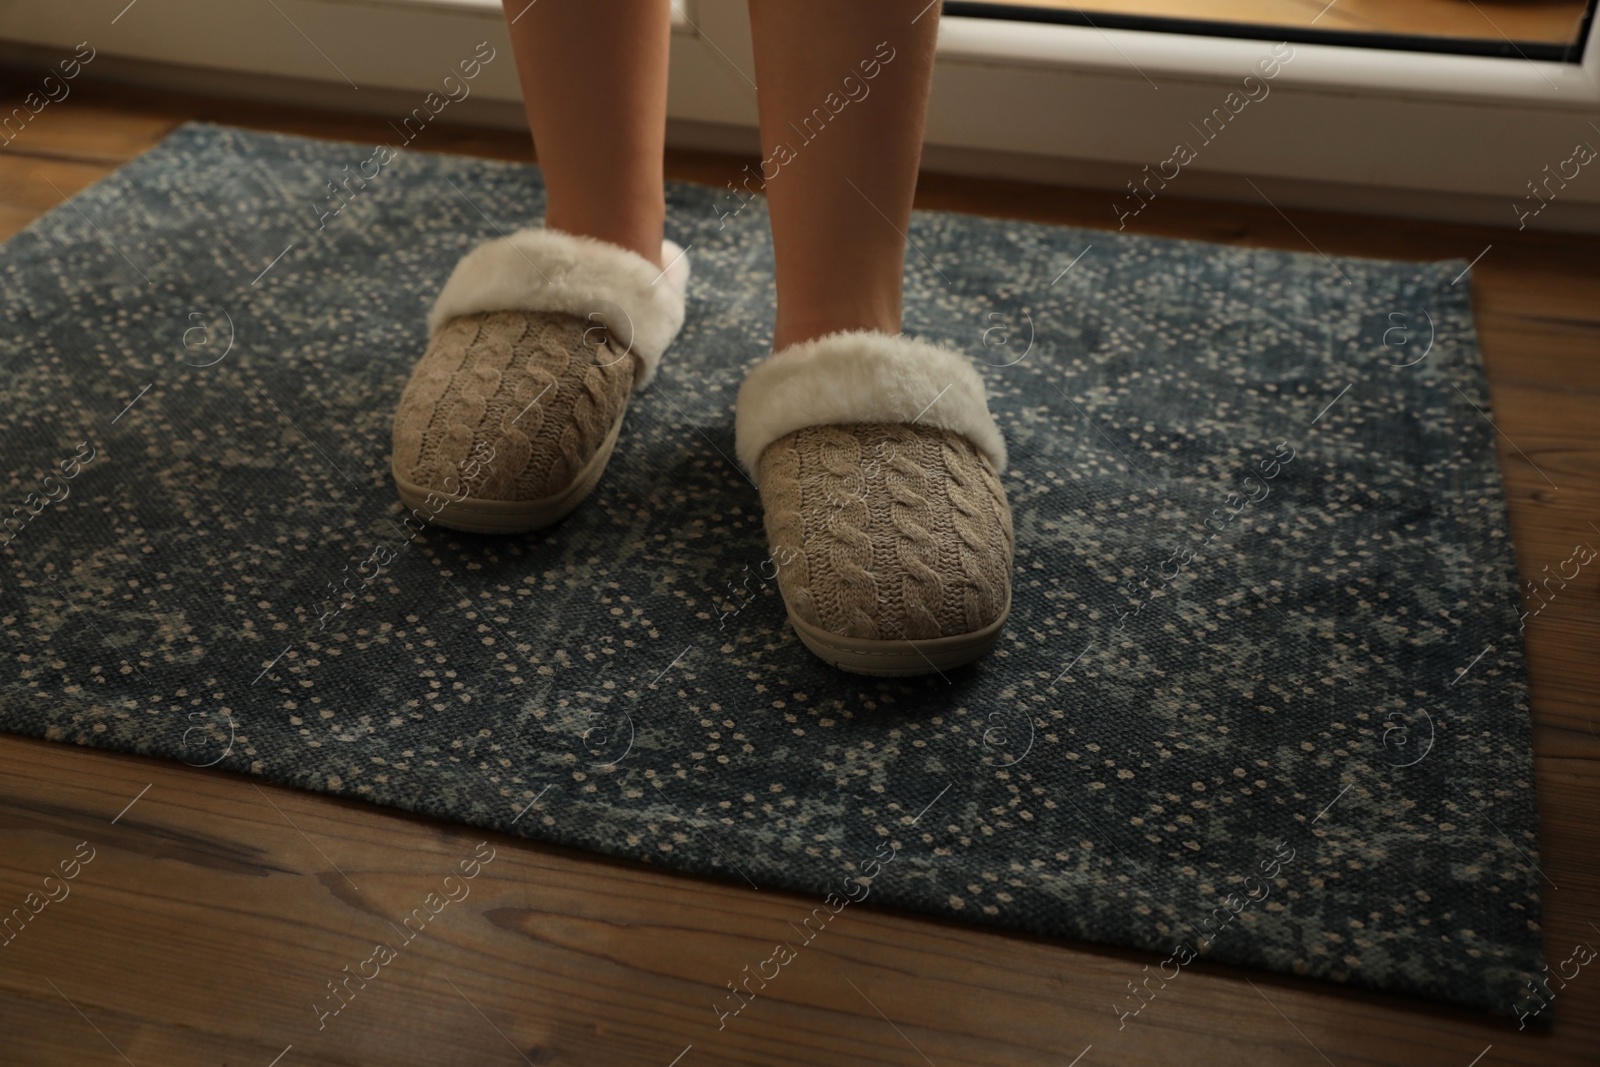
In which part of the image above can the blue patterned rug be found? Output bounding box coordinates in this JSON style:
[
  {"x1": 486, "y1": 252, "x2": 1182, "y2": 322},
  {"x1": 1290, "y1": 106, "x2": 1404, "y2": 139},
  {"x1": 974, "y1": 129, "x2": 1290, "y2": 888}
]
[{"x1": 0, "y1": 123, "x2": 1543, "y2": 1016}]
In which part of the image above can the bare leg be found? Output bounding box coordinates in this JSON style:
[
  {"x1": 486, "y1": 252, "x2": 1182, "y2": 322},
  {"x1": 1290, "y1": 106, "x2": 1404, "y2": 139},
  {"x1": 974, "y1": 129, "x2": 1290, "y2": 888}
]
[
  {"x1": 501, "y1": 0, "x2": 672, "y2": 267},
  {"x1": 746, "y1": 0, "x2": 940, "y2": 352}
]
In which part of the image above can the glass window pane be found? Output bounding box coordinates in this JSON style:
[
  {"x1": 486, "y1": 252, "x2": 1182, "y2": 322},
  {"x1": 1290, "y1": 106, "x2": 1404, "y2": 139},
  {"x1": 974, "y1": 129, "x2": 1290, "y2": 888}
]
[{"x1": 946, "y1": 1, "x2": 1597, "y2": 60}]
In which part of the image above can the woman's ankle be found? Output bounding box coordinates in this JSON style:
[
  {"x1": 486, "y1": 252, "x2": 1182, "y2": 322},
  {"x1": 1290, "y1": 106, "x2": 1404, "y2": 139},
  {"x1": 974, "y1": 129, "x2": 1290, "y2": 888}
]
[
  {"x1": 543, "y1": 205, "x2": 664, "y2": 270},
  {"x1": 772, "y1": 308, "x2": 901, "y2": 353}
]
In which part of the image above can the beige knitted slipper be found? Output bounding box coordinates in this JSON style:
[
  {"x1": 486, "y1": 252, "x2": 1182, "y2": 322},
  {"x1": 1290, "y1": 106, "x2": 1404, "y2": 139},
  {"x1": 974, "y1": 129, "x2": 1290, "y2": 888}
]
[
  {"x1": 391, "y1": 228, "x2": 690, "y2": 534},
  {"x1": 736, "y1": 331, "x2": 1013, "y2": 676}
]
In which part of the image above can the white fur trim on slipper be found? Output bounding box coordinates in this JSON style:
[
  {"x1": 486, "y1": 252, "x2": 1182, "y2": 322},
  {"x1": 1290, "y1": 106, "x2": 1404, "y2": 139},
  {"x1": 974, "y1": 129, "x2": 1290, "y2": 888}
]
[
  {"x1": 428, "y1": 228, "x2": 690, "y2": 388},
  {"x1": 735, "y1": 330, "x2": 1007, "y2": 479}
]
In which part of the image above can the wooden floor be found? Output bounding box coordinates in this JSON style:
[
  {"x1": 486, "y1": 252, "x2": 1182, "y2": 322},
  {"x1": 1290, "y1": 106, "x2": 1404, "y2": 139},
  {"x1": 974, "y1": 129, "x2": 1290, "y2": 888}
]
[{"x1": 1, "y1": 79, "x2": 1597, "y2": 1067}]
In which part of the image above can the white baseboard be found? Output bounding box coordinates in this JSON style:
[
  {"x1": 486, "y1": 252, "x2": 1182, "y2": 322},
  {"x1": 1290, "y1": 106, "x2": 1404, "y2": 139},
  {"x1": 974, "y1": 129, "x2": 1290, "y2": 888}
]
[{"x1": 663, "y1": 115, "x2": 1600, "y2": 235}]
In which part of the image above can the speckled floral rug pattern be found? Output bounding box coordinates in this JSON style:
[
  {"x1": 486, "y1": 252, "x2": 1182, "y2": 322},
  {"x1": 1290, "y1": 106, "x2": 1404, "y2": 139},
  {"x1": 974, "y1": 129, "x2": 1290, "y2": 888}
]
[{"x1": 0, "y1": 124, "x2": 1542, "y2": 1015}]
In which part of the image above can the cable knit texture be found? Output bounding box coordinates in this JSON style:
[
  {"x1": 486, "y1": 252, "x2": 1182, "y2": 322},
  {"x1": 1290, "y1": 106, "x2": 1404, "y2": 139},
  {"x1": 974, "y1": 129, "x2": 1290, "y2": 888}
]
[
  {"x1": 757, "y1": 422, "x2": 1014, "y2": 640},
  {"x1": 393, "y1": 232, "x2": 687, "y2": 510},
  {"x1": 392, "y1": 309, "x2": 634, "y2": 500}
]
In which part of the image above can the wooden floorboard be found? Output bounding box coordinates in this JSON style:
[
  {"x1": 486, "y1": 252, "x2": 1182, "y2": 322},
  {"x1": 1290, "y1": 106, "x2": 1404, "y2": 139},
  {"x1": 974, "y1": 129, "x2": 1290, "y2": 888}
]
[{"x1": 0, "y1": 79, "x2": 1596, "y2": 1067}]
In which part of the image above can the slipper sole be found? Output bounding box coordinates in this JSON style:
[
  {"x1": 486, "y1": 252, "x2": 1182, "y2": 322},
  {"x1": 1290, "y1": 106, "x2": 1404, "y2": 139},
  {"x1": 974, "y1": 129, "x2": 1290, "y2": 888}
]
[
  {"x1": 785, "y1": 592, "x2": 1010, "y2": 677},
  {"x1": 391, "y1": 403, "x2": 626, "y2": 535}
]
